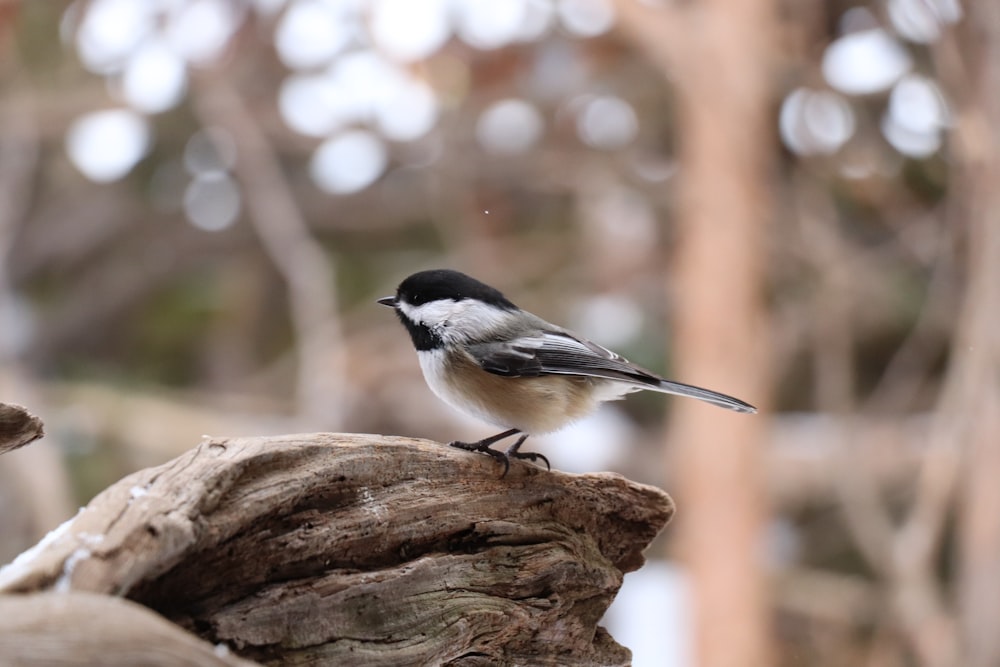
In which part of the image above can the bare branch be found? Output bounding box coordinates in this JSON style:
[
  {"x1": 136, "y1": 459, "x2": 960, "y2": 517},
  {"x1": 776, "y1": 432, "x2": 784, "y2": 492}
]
[
  {"x1": 949, "y1": 5, "x2": 1000, "y2": 664},
  {"x1": 191, "y1": 76, "x2": 347, "y2": 429},
  {"x1": 793, "y1": 172, "x2": 958, "y2": 667}
]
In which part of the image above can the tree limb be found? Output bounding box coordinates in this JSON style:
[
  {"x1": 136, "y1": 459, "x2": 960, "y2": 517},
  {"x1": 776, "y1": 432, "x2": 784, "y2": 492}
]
[{"x1": 191, "y1": 75, "x2": 347, "y2": 430}]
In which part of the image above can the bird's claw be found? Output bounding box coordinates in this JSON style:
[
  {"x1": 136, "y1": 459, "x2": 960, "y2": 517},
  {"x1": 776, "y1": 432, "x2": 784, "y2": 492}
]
[
  {"x1": 449, "y1": 430, "x2": 549, "y2": 476},
  {"x1": 509, "y1": 450, "x2": 550, "y2": 471},
  {"x1": 449, "y1": 440, "x2": 511, "y2": 477}
]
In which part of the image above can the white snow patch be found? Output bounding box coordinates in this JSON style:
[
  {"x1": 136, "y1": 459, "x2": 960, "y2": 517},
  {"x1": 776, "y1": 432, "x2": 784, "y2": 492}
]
[
  {"x1": 77, "y1": 532, "x2": 106, "y2": 547},
  {"x1": 54, "y1": 547, "x2": 93, "y2": 593}
]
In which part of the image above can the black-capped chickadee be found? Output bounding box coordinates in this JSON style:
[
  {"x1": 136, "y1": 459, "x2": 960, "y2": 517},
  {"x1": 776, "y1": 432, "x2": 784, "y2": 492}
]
[{"x1": 379, "y1": 269, "x2": 756, "y2": 474}]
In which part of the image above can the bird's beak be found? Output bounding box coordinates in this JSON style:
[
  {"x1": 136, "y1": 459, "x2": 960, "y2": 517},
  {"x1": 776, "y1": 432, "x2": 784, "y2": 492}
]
[{"x1": 377, "y1": 296, "x2": 397, "y2": 308}]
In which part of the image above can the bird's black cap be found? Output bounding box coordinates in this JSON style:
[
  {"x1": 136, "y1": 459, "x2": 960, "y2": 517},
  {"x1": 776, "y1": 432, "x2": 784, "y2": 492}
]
[{"x1": 396, "y1": 269, "x2": 518, "y2": 310}]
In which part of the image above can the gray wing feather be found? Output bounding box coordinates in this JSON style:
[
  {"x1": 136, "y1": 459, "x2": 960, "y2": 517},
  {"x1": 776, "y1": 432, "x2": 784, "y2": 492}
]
[
  {"x1": 466, "y1": 331, "x2": 758, "y2": 413},
  {"x1": 467, "y1": 332, "x2": 660, "y2": 386}
]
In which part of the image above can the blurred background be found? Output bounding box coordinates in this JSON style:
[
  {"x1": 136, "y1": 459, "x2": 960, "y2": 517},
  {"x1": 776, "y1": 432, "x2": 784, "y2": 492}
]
[{"x1": 1, "y1": 0, "x2": 998, "y2": 665}]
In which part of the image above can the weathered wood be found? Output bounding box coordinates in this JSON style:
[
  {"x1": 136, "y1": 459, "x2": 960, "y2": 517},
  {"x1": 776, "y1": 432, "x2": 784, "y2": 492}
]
[
  {"x1": 0, "y1": 433, "x2": 673, "y2": 666},
  {"x1": 0, "y1": 592, "x2": 260, "y2": 666},
  {"x1": 0, "y1": 402, "x2": 44, "y2": 455}
]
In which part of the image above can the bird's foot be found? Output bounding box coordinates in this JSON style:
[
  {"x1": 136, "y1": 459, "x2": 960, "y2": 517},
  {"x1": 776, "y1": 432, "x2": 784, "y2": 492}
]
[
  {"x1": 449, "y1": 429, "x2": 549, "y2": 477},
  {"x1": 449, "y1": 439, "x2": 512, "y2": 477},
  {"x1": 505, "y1": 434, "x2": 550, "y2": 471},
  {"x1": 507, "y1": 450, "x2": 550, "y2": 472}
]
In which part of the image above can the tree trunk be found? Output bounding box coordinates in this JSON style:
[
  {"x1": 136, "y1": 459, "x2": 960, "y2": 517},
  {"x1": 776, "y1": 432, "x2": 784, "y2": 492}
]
[{"x1": 614, "y1": 1, "x2": 776, "y2": 665}]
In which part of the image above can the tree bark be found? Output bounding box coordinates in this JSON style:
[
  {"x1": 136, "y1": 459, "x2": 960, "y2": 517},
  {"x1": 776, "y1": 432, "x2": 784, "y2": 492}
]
[{"x1": 0, "y1": 433, "x2": 673, "y2": 666}]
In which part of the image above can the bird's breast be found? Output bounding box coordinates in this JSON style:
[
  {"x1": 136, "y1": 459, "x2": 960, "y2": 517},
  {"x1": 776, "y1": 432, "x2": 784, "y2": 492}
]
[{"x1": 416, "y1": 348, "x2": 600, "y2": 434}]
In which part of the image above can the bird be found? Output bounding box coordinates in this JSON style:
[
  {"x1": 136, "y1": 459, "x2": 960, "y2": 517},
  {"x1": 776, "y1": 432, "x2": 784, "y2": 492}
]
[{"x1": 378, "y1": 269, "x2": 756, "y2": 475}]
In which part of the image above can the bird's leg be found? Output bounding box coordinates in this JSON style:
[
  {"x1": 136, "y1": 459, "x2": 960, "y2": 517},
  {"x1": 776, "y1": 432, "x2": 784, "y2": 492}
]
[
  {"x1": 449, "y1": 428, "x2": 522, "y2": 477},
  {"x1": 505, "y1": 434, "x2": 550, "y2": 472}
]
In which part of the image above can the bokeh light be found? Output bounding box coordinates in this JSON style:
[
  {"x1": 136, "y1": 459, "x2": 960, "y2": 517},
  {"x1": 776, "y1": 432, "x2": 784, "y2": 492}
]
[
  {"x1": 370, "y1": 0, "x2": 451, "y2": 62},
  {"x1": 517, "y1": 0, "x2": 556, "y2": 41},
  {"x1": 275, "y1": 0, "x2": 353, "y2": 70},
  {"x1": 184, "y1": 127, "x2": 237, "y2": 176},
  {"x1": 822, "y1": 29, "x2": 912, "y2": 95},
  {"x1": 888, "y1": 75, "x2": 949, "y2": 136},
  {"x1": 310, "y1": 130, "x2": 388, "y2": 194},
  {"x1": 278, "y1": 51, "x2": 440, "y2": 142},
  {"x1": 74, "y1": 0, "x2": 153, "y2": 74},
  {"x1": 61, "y1": 0, "x2": 645, "y2": 186},
  {"x1": 476, "y1": 99, "x2": 545, "y2": 155},
  {"x1": 453, "y1": 0, "x2": 528, "y2": 50},
  {"x1": 121, "y1": 40, "x2": 188, "y2": 113},
  {"x1": 887, "y1": 0, "x2": 962, "y2": 44},
  {"x1": 164, "y1": 0, "x2": 240, "y2": 65},
  {"x1": 779, "y1": 88, "x2": 856, "y2": 156},
  {"x1": 881, "y1": 113, "x2": 941, "y2": 158},
  {"x1": 184, "y1": 173, "x2": 241, "y2": 231},
  {"x1": 576, "y1": 95, "x2": 638, "y2": 149},
  {"x1": 880, "y1": 75, "x2": 949, "y2": 158},
  {"x1": 374, "y1": 79, "x2": 439, "y2": 142},
  {"x1": 557, "y1": 0, "x2": 615, "y2": 37},
  {"x1": 65, "y1": 109, "x2": 151, "y2": 182},
  {"x1": 278, "y1": 74, "x2": 345, "y2": 137}
]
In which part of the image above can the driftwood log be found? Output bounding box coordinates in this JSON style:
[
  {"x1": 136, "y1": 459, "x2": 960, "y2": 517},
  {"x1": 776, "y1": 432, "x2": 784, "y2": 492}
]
[{"x1": 0, "y1": 433, "x2": 673, "y2": 666}]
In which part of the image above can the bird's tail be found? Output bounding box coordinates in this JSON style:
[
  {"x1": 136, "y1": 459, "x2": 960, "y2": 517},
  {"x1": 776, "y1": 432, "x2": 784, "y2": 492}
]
[{"x1": 652, "y1": 379, "x2": 758, "y2": 413}]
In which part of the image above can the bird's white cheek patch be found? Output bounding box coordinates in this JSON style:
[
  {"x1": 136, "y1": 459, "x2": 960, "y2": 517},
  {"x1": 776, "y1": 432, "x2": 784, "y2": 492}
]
[
  {"x1": 397, "y1": 300, "x2": 455, "y2": 327},
  {"x1": 399, "y1": 299, "x2": 515, "y2": 344}
]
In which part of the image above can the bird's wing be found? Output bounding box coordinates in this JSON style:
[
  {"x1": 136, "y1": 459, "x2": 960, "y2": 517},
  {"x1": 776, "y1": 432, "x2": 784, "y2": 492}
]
[
  {"x1": 467, "y1": 330, "x2": 758, "y2": 413},
  {"x1": 467, "y1": 331, "x2": 660, "y2": 386}
]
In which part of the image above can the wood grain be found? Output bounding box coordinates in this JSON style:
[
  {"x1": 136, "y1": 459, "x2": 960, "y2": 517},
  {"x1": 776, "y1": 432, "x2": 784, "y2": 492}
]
[{"x1": 0, "y1": 433, "x2": 673, "y2": 666}]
